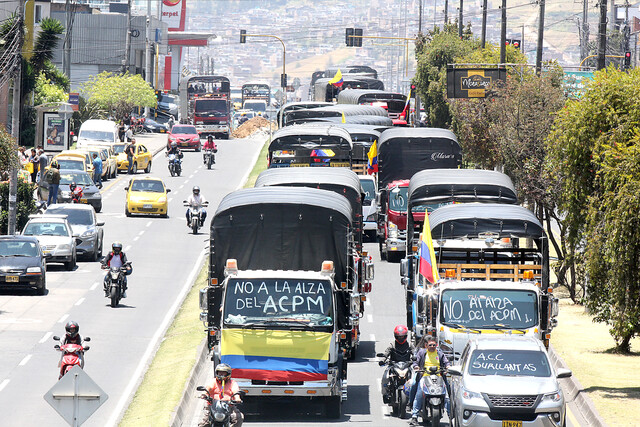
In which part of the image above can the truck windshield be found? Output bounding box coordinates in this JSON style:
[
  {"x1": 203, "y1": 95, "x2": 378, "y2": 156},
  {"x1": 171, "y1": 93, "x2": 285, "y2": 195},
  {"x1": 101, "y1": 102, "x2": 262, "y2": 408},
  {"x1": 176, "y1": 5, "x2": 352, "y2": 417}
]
[
  {"x1": 195, "y1": 99, "x2": 227, "y2": 116},
  {"x1": 440, "y1": 289, "x2": 537, "y2": 329},
  {"x1": 224, "y1": 278, "x2": 333, "y2": 327},
  {"x1": 243, "y1": 101, "x2": 266, "y2": 112},
  {"x1": 389, "y1": 186, "x2": 408, "y2": 211},
  {"x1": 360, "y1": 179, "x2": 376, "y2": 203},
  {"x1": 468, "y1": 350, "x2": 552, "y2": 377}
]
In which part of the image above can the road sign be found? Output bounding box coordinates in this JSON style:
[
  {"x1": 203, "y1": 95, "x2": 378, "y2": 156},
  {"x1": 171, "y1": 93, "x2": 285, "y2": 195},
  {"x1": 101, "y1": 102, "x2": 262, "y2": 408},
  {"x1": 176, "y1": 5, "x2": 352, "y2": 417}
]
[
  {"x1": 68, "y1": 93, "x2": 80, "y2": 111},
  {"x1": 44, "y1": 366, "x2": 108, "y2": 427},
  {"x1": 58, "y1": 103, "x2": 74, "y2": 121}
]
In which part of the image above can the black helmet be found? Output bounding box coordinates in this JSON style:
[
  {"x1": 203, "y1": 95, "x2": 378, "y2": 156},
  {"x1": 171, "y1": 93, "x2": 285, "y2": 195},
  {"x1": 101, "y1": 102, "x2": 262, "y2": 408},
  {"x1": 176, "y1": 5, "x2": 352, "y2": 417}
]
[
  {"x1": 69, "y1": 181, "x2": 77, "y2": 190},
  {"x1": 192, "y1": 186, "x2": 200, "y2": 195},
  {"x1": 394, "y1": 324, "x2": 408, "y2": 345},
  {"x1": 207, "y1": 135, "x2": 214, "y2": 141},
  {"x1": 65, "y1": 321, "x2": 79, "y2": 338},
  {"x1": 215, "y1": 363, "x2": 232, "y2": 381},
  {"x1": 112, "y1": 241, "x2": 123, "y2": 254}
]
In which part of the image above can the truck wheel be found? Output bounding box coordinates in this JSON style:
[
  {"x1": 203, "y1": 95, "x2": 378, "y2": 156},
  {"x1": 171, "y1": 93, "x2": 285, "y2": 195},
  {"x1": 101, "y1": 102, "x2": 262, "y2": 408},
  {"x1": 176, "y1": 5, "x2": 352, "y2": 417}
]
[{"x1": 325, "y1": 395, "x2": 342, "y2": 419}]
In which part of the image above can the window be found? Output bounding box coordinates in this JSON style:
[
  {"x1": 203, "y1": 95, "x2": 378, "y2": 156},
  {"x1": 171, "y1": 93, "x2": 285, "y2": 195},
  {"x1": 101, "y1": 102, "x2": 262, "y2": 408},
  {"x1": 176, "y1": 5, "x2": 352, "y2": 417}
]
[{"x1": 34, "y1": 5, "x2": 42, "y2": 23}]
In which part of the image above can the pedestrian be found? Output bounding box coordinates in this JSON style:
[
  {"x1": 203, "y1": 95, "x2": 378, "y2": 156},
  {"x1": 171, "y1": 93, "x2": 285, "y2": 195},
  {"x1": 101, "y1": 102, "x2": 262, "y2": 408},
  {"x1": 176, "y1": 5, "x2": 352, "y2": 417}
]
[
  {"x1": 37, "y1": 148, "x2": 48, "y2": 183},
  {"x1": 28, "y1": 148, "x2": 38, "y2": 183},
  {"x1": 125, "y1": 139, "x2": 136, "y2": 174},
  {"x1": 125, "y1": 125, "x2": 133, "y2": 143},
  {"x1": 92, "y1": 153, "x2": 103, "y2": 188},
  {"x1": 47, "y1": 161, "x2": 61, "y2": 205},
  {"x1": 18, "y1": 146, "x2": 27, "y2": 165}
]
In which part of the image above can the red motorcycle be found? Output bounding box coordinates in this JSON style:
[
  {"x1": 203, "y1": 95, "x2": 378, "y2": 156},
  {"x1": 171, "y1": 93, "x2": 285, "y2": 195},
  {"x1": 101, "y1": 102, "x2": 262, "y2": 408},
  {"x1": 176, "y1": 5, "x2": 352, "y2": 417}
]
[
  {"x1": 53, "y1": 335, "x2": 90, "y2": 379},
  {"x1": 69, "y1": 184, "x2": 83, "y2": 203}
]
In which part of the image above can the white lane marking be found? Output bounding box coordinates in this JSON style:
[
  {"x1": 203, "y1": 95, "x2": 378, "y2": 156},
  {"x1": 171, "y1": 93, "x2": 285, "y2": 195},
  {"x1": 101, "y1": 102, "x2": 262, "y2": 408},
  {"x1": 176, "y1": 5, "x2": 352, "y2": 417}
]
[
  {"x1": 168, "y1": 197, "x2": 173, "y2": 203},
  {"x1": 90, "y1": 282, "x2": 99, "y2": 291},
  {"x1": 39, "y1": 332, "x2": 53, "y2": 344},
  {"x1": 178, "y1": 184, "x2": 184, "y2": 189},
  {"x1": 381, "y1": 405, "x2": 390, "y2": 416},
  {"x1": 376, "y1": 378, "x2": 382, "y2": 392},
  {"x1": 365, "y1": 297, "x2": 371, "y2": 307},
  {"x1": 0, "y1": 379, "x2": 9, "y2": 392},
  {"x1": 75, "y1": 298, "x2": 85, "y2": 306},
  {"x1": 189, "y1": 174, "x2": 194, "y2": 179},
  {"x1": 370, "y1": 333, "x2": 376, "y2": 342},
  {"x1": 367, "y1": 314, "x2": 373, "y2": 323},
  {"x1": 57, "y1": 314, "x2": 69, "y2": 323},
  {"x1": 184, "y1": 180, "x2": 190, "y2": 185},
  {"x1": 106, "y1": 249, "x2": 207, "y2": 427},
  {"x1": 146, "y1": 221, "x2": 152, "y2": 227},
  {"x1": 133, "y1": 236, "x2": 140, "y2": 242},
  {"x1": 137, "y1": 230, "x2": 145, "y2": 236},
  {"x1": 124, "y1": 245, "x2": 132, "y2": 252},
  {"x1": 18, "y1": 355, "x2": 32, "y2": 366}
]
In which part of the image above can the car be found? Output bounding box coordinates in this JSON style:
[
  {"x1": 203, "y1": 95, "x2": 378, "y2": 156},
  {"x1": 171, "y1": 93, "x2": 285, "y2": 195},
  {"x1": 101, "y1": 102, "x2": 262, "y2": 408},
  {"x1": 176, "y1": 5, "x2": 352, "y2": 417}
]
[
  {"x1": 168, "y1": 124, "x2": 201, "y2": 151},
  {"x1": 0, "y1": 236, "x2": 47, "y2": 295},
  {"x1": 157, "y1": 93, "x2": 179, "y2": 118},
  {"x1": 448, "y1": 336, "x2": 572, "y2": 427},
  {"x1": 116, "y1": 143, "x2": 153, "y2": 174},
  {"x1": 124, "y1": 177, "x2": 171, "y2": 217},
  {"x1": 359, "y1": 175, "x2": 377, "y2": 241},
  {"x1": 78, "y1": 145, "x2": 118, "y2": 179},
  {"x1": 38, "y1": 169, "x2": 103, "y2": 212},
  {"x1": 142, "y1": 117, "x2": 169, "y2": 133},
  {"x1": 21, "y1": 215, "x2": 77, "y2": 270},
  {"x1": 43, "y1": 204, "x2": 104, "y2": 261},
  {"x1": 52, "y1": 150, "x2": 94, "y2": 174}
]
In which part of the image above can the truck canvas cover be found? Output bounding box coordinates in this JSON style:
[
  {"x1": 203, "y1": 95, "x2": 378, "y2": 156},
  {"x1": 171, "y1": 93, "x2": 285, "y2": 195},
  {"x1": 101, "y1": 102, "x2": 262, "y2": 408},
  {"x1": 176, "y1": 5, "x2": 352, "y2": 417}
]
[
  {"x1": 337, "y1": 89, "x2": 407, "y2": 105},
  {"x1": 284, "y1": 104, "x2": 389, "y2": 126},
  {"x1": 408, "y1": 169, "x2": 518, "y2": 205},
  {"x1": 378, "y1": 128, "x2": 462, "y2": 188},
  {"x1": 268, "y1": 125, "x2": 353, "y2": 166},
  {"x1": 277, "y1": 101, "x2": 333, "y2": 124}
]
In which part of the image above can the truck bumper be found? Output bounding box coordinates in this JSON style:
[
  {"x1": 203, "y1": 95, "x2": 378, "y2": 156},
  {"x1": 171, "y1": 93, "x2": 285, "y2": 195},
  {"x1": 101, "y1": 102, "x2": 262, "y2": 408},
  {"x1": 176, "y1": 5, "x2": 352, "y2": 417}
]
[
  {"x1": 386, "y1": 237, "x2": 406, "y2": 253},
  {"x1": 196, "y1": 124, "x2": 229, "y2": 134},
  {"x1": 235, "y1": 380, "x2": 339, "y2": 398}
]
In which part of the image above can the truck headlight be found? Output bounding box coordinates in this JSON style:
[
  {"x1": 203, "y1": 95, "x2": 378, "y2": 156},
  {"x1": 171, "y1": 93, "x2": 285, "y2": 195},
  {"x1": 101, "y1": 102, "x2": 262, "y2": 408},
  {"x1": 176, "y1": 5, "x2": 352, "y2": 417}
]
[
  {"x1": 388, "y1": 223, "x2": 398, "y2": 239},
  {"x1": 196, "y1": 121, "x2": 204, "y2": 124}
]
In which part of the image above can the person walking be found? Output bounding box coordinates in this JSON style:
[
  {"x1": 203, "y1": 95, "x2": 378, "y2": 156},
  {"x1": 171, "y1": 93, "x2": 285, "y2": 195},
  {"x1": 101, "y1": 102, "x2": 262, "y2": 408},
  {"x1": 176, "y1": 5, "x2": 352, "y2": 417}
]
[
  {"x1": 47, "y1": 161, "x2": 61, "y2": 205},
  {"x1": 92, "y1": 153, "x2": 103, "y2": 188},
  {"x1": 125, "y1": 139, "x2": 136, "y2": 174},
  {"x1": 28, "y1": 148, "x2": 39, "y2": 183},
  {"x1": 37, "y1": 148, "x2": 48, "y2": 183}
]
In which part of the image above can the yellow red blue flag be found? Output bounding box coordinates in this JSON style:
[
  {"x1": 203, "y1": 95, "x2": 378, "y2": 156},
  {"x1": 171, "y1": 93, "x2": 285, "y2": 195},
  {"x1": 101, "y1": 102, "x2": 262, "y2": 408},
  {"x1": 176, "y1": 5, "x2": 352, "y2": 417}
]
[
  {"x1": 418, "y1": 213, "x2": 440, "y2": 284},
  {"x1": 367, "y1": 141, "x2": 378, "y2": 174},
  {"x1": 328, "y1": 69, "x2": 344, "y2": 87}
]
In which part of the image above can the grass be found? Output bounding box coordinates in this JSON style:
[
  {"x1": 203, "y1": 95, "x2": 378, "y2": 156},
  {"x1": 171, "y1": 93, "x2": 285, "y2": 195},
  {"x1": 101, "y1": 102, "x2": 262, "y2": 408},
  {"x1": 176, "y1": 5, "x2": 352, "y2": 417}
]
[
  {"x1": 119, "y1": 136, "x2": 269, "y2": 426},
  {"x1": 551, "y1": 299, "x2": 640, "y2": 426}
]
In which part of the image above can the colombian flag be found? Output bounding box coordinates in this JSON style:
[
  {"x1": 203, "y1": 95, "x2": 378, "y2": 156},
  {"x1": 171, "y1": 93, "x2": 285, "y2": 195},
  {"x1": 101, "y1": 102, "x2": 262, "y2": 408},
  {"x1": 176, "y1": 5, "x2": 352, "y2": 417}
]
[
  {"x1": 311, "y1": 148, "x2": 335, "y2": 162},
  {"x1": 220, "y1": 329, "x2": 332, "y2": 382},
  {"x1": 418, "y1": 212, "x2": 440, "y2": 284},
  {"x1": 367, "y1": 141, "x2": 378, "y2": 174},
  {"x1": 328, "y1": 69, "x2": 344, "y2": 87}
]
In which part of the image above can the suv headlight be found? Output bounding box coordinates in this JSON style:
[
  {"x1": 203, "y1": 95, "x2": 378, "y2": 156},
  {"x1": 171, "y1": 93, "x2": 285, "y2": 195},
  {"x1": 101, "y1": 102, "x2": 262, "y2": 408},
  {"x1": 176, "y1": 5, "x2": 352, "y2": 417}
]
[
  {"x1": 461, "y1": 387, "x2": 482, "y2": 400},
  {"x1": 27, "y1": 266, "x2": 42, "y2": 273},
  {"x1": 81, "y1": 229, "x2": 96, "y2": 238},
  {"x1": 542, "y1": 391, "x2": 562, "y2": 402}
]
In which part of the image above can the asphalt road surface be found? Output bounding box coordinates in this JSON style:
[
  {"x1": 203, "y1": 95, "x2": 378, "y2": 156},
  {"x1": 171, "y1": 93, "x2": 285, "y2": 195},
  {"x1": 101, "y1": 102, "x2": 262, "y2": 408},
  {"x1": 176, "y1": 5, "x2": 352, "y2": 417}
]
[{"x1": 0, "y1": 132, "x2": 265, "y2": 426}]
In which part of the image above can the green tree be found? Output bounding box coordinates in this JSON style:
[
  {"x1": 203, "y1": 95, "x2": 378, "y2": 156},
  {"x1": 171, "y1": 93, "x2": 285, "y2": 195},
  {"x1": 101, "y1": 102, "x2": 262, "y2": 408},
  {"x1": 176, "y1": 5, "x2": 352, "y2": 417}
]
[
  {"x1": 547, "y1": 67, "x2": 640, "y2": 352},
  {"x1": 81, "y1": 72, "x2": 156, "y2": 122},
  {"x1": 0, "y1": 126, "x2": 18, "y2": 176},
  {"x1": 34, "y1": 73, "x2": 67, "y2": 106}
]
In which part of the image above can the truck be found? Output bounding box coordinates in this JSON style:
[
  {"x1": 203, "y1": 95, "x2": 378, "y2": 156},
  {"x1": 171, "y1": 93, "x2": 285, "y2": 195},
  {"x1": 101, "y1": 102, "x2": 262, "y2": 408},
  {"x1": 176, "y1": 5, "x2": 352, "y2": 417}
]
[
  {"x1": 179, "y1": 75, "x2": 231, "y2": 139},
  {"x1": 241, "y1": 82, "x2": 270, "y2": 116},
  {"x1": 376, "y1": 128, "x2": 462, "y2": 262},
  {"x1": 401, "y1": 202, "x2": 558, "y2": 363},
  {"x1": 202, "y1": 186, "x2": 369, "y2": 417}
]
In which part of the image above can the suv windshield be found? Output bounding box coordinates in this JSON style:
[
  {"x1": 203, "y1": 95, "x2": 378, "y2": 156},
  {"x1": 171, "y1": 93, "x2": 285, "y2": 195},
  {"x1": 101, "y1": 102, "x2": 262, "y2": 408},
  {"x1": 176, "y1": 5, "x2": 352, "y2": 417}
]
[
  {"x1": 468, "y1": 349, "x2": 551, "y2": 377},
  {"x1": 440, "y1": 289, "x2": 538, "y2": 329},
  {"x1": 45, "y1": 208, "x2": 93, "y2": 226},
  {"x1": 224, "y1": 278, "x2": 333, "y2": 328},
  {"x1": 60, "y1": 172, "x2": 93, "y2": 186},
  {"x1": 0, "y1": 241, "x2": 39, "y2": 257},
  {"x1": 79, "y1": 130, "x2": 114, "y2": 142},
  {"x1": 23, "y1": 222, "x2": 69, "y2": 236}
]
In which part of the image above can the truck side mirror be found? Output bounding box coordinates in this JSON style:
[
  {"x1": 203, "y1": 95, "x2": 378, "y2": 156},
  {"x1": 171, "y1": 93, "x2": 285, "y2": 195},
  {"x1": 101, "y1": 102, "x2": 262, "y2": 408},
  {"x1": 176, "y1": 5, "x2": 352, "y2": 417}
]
[
  {"x1": 551, "y1": 297, "x2": 559, "y2": 318},
  {"x1": 400, "y1": 259, "x2": 409, "y2": 278},
  {"x1": 199, "y1": 288, "x2": 208, "y2": 311},
  {"x1": 365, "y1": 263, "x2": 375, "y2": 281}
]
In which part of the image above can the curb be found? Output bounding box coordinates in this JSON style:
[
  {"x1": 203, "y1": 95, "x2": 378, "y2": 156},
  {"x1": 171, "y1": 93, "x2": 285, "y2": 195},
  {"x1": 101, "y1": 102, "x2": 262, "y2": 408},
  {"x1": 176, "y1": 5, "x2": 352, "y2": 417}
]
[
  {"x1": 170, "y1": 338, "x2": 210, "y2": 427},
  {"x1": 548, "y1": 344, "x2": 608, "y2": 427}
]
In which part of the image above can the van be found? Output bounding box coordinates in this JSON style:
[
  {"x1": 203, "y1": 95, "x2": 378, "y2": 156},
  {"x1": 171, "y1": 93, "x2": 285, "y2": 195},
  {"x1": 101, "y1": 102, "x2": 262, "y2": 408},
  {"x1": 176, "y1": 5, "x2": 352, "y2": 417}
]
[{"x1": 77, "y1": 120, "x2": 119, "y2": 147}]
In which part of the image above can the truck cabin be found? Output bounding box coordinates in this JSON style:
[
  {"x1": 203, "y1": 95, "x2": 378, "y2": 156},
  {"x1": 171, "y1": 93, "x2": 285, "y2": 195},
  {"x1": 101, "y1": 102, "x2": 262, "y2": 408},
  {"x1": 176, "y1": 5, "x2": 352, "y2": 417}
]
[
  {"x1": 283, "y1": 104, "x2": 389, "y2": 127},
  {"x1": 194, "y1": 95, "x2": 229, "y2": 119},
  {"x1": 337, "y1": 89, "x2": 408, "y2": 124},
  {"x1": 268, "y1": 125, "x2": 353, "y2": 168},
  {"x1": 427, "y1": 203, "x2": 549, "y2": 288},
  {"x1": 405, "y1": 169, "x2": 519, "y2": 257}
]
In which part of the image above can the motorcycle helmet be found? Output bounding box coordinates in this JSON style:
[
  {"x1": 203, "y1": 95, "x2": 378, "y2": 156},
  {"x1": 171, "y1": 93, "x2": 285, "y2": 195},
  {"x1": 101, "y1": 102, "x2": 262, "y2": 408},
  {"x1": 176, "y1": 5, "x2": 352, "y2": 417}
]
[
  {"x1": 65, "y1": 321, "x2": 79, "y2": 338},
  {"x1": 112, "y1": 241, "x2": 123, "y2": 254},
  {"x1": 50, "y1": 161, "x2": 59, "y2": 169},
  {"x1": 393, "y1": 325, "x2": 408, "y2": 345},
  {"x1": 192, "y1": 186, "x2": 200, "y2": 195},
  {"x1": 207, "y1": 135, "x2": 214, "y2": 142},
  {"x1": 171, "y1": 141, "x2": 177, "y2": 148},
  {"x1": 215, "y1": 363, "x2": 232, "y2": 381},
  {"x1": 69, "y1": 181, "x2": 77, "y2": 191}
]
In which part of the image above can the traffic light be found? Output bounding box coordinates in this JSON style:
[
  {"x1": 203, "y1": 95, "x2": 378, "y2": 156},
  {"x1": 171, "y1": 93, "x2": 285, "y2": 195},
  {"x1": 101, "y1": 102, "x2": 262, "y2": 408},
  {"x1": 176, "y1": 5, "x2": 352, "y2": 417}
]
[
  {"x1": 155, "y1": 90, "x2": 161, "y2": 101},
  {"x1": 624, "y1": 51, "x2": 631, "y2": 70},
  {"x1": 346, "y1": 28, "x2": 354, "y2": 47},
  {"x1": 410, "y1": 84, "x2": 416, "y2": 98},
  {"x1": 354, "y1": 28, "x2": 363, "y2": 47},
  {"x1": 240, "y1": 29, "x2": 246, "y2": 44},
  {"x1": 511, "y1": 39, "x2": 521, "y2": 50},
  {"x1": 505, "y1": 38, "x2": 512, "y2": 46},
  {"x1": 281, "y1": 73, "x2": 287, "y2": 88}
]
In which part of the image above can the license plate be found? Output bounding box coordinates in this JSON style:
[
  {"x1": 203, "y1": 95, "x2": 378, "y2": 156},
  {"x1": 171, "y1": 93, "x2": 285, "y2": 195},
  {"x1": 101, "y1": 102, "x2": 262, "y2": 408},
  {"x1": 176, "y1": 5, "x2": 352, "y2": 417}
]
[
  {"x1": 43, "y1": 250, "x2": 51, "y2": 255},
  {"x1": 289, "y1": 163, "x2": 309, "y2": 167},
  {"x1": 80, "y1": 199, "x2": 88, "y2": 203},
  {"x1": 180, "y1": 142, "x2": 189, "y2": 146},
  {"x1": 143, "y1": 204, "x2": 152, "y2": 209},
  {"x1": 331, "y1": 162, "x2": 350, "y2": 167},
  {"x1": 6, "y1": 276, "x2": 19, "y2": 283},
  {"x1": 502, "y1": 421, "x2": 522, "y2": 427}
]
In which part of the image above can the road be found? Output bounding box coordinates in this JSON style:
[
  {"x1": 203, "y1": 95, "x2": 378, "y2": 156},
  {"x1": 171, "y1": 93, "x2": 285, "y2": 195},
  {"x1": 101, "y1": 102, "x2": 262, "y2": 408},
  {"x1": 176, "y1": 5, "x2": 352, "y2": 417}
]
[{"x1": 0, "y1": 132, "x2": 265, "y2": 426}]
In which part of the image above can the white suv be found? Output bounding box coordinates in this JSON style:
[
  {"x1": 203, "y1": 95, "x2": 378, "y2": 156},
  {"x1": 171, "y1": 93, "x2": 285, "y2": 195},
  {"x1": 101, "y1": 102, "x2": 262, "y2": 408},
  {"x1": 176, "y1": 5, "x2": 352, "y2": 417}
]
[{"x1": 358, "y1": 175, "x2": 377, "y2": 241}]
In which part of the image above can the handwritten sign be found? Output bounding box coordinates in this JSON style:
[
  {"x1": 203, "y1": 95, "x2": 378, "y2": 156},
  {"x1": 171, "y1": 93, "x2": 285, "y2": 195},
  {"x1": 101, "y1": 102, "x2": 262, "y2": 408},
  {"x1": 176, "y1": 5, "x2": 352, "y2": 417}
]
[{"x1": 468, "y1": 350, "x2": 551, "y2": 377}]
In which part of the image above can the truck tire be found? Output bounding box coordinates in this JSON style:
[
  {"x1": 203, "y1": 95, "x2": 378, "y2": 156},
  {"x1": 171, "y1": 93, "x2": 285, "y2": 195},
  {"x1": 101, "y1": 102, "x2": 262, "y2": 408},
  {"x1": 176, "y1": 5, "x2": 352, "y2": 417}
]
[{"x1": 325, "y1": 395, "x2": 342, "y2": 419}]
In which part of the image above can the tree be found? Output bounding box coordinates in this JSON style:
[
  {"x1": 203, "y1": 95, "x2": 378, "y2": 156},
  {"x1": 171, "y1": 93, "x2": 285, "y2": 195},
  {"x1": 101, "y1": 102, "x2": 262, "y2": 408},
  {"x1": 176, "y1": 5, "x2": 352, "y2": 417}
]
[
  {"x1": 81, "y1": 72, "x2": 156, "y2": 122},
  {"x1": 547, "y1": 66, "x2": 640, "y2": 353}
]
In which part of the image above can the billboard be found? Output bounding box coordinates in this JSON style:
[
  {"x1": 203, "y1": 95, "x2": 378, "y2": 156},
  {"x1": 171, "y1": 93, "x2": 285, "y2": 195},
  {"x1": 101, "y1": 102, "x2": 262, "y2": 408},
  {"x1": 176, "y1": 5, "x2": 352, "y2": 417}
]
[
  {"x1": 446, "y1": 68, "x2": 507, "y2": 99},
  {"x1": 43, "y1": 113, "x2": 69, "y2": 152},
  {"x1": 162, "y1": 0, "x2": 186, "y2": 32}
]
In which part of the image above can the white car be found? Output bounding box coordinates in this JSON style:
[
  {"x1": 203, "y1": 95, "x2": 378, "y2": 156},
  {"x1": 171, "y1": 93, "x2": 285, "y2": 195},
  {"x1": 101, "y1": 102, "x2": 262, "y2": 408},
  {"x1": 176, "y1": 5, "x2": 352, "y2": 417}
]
[
  {"x1": 359, "y1": 175, "x2": 377, "y2": 240},
  {"x1": 21, "y1": 216, "x2": 77, "y2": 271}
]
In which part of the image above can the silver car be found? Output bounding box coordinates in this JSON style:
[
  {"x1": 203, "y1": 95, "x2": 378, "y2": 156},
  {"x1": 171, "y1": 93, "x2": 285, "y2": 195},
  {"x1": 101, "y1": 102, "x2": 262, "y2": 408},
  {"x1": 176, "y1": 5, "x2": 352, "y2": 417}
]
[
  {"x1": 448, "y1": 337, "x2": 571, "y2": 427},
  {"x1": 359, "y1": 175, "x2": 377, "y2": 240},
  {"x1": 22, "y1": 216, "x2": 77, "y2": 271},
  {"x1": 44, "y1": 204, "x2": 104, "y2": 261}
]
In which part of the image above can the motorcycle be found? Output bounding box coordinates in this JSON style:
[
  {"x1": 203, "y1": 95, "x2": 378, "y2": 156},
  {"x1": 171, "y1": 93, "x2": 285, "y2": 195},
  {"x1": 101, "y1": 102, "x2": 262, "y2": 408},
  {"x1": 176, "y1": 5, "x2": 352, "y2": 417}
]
[
  {"x1": 168, "y1": 153, "x2": 182, "y2": 177},
  {"x1": 70, "y1": 186, "x2": 83, "y2": 203},
  {"x1": 53, "y1": 335, "x2": 90, "y2": 380},
  {"x1": 377, "y1": 352, "x2": 412, "y2": 418},
  {"x1": 203, "y1": 148, "x2": 216, "y2": 169},
  {"x1": 185, "y1": 201, "x2": 208, "y2": 234},
  {"x1": 196, "y1": 386, "x2": 244, "y2": 427},
  {"x1": 101, "y1": 261, "x2": 132, "y2": 307},
  {"x1": 415, "y1": 366, "x2": 448, "y2": 427}
]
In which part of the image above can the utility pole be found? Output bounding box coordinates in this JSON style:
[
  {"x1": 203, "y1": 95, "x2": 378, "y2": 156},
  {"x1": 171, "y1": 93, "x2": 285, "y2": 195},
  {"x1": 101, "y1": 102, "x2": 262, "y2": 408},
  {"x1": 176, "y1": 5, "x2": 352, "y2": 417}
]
[
  {"x1": 416, "y1": 0, "x2": 423, "y2": 128},
  {"x1": 481, "y1": 0, "x2": 488, "y2": 48},
  {"x1": 500, "y1": 0, "x2": 507, "y2": 63},
  {"x1": 8, "y1": 1, "x2": 25, "y2": 235},
  {"x1": 598, "y1": 0, "x2": 608, "y2": 70},
  {"x1": 536, "y1": 0, "x2": 546, "y2": 73},
  {"x1": 580, "y1": 0, "x2": 590, "y2": 62},
  {"x1": 609, "y1": 0, "x2": 616, "y2": 32},
  {"x1": 122, "y1": 0, "x2": 132, "y2": 74},
  {"x1": 623, "y1": 0, "x2": 631, "y2": 54},
  {"x1": 63, "y1": 0, "x2": 72, "y2": 78},
  {"x1": 144, "y1": 0, "x2": 151, "y2": 117},
  {"x1": 458, "y1": 0, "x2": 463, "y2": 37},
  {"x1": 444, "y1": 0, "x2": 448, "y2": 25}
]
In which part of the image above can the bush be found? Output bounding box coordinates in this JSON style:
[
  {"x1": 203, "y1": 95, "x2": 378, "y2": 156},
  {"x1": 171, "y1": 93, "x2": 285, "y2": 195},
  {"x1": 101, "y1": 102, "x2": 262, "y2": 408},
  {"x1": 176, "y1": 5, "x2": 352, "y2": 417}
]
[{"x1": 0, "y1": 180, "x2": 37, "y2": 234}]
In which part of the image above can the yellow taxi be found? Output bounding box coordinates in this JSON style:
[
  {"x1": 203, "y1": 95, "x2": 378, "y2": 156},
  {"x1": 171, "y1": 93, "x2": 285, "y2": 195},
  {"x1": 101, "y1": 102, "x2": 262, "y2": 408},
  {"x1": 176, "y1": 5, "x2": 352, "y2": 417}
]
[
  {"x1": 124, "y1": 177, "x2": 170, "y2": 217},
  {"x1": 52, "y1": 150, "x2": 94, "y2": 174},
  {"x1": 116, "y1": 143, "x2": 153, "y2": 174}
]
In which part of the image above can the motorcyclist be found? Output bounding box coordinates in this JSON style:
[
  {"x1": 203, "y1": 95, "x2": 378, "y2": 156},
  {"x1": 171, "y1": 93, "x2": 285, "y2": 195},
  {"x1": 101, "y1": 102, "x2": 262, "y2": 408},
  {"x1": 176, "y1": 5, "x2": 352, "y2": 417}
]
[
  {"x1": 102, "y1": 242, "x2": 132, "y2": 298},
  {"x1": 69, "y1": 181, "x2": 83, "y2": 203},
  {"x1": 60, "y1": 320, "x2": 84, "y2": 368},
  {"x1": 202, "y1": 135, "x2": 217, "y2": 164},
  {"x1": 409, "y1": 336, "x2": 450, "y2": 426},
  {"x1": 186, "y1": 186, "x2": 207, "y2": 228},
  {"x1": 199, "y1": 363, "x2": 244, "y2": 427},
  {"x1": 166, "y1": 141, "x2": 183, "y2": 158},
  {"x1": 380, "y1": 325, "x2": 414, "y2": 403}
]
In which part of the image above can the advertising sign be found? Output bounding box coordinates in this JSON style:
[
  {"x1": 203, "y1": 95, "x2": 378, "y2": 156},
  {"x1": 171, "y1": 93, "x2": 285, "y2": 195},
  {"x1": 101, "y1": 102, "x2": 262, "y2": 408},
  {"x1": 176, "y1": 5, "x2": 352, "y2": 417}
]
[
  {"x1": 43, "y1": 113, "x2": 68, "y2": 152},
  {"x1": 563, "y1": 71, "x2": 594, "y2": 98},
  {"x1": 162, "y1": 0, "x2": 186, "y2": 31},
  {"x1": 68, "y1": 93, "x2": 80, "y2": 111},
  {"x1": 446, "y1": 67, "x2": 507, "y2": 99}
]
